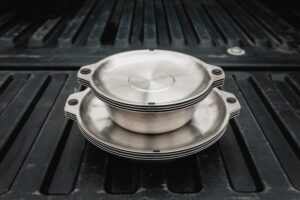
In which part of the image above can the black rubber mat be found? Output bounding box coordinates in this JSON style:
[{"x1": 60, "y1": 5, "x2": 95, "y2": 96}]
[
  {"x1": 0, "y1": 70, "x2": 299, "y2": 199},
  {"x1": 0, "y1": 0, "x2": 299, "y2": 67}
]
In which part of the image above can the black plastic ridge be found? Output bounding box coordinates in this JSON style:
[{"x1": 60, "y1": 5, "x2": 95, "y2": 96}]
[
  {"x1": 0, "y1": 70, "x2": 299, "y2": 199},
  {"x1": 0, "y1": 0, "x2": 299, "y2": 67}
]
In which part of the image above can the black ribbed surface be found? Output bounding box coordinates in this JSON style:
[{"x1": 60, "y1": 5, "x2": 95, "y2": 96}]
[
  {"x1": 0, "y1": 0, "x2": 299, "y2": 67},
  {"x1": 0, "y1": 70, "x2": 299, "y2": 199}
]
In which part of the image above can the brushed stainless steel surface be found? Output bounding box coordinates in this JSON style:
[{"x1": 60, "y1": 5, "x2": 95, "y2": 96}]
[
  {"x1": 105, "y1": 103, "x2": 197, "y2": 133},
  {"x1": 64, "y1": 88, "x2": 241, "y2": 160},
  {"x1": 79, "y1": 126, "x2": 228, "y2": 161},
  {"x1": 79, "y1": 78, "x2": 224, "y2": 112},
  {"x1": 77, "y1": 50, "x2": 224, "y2": 109}
]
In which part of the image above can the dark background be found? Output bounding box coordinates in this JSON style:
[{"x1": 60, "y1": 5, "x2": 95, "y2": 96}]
[{"x1": 0, "y1": 0, "x2": 299, "y2": 199}]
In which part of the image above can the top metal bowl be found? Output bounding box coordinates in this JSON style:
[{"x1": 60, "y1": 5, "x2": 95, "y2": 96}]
[{"x1": 78, "y1": 50, "x2": 224, "y2": 110}]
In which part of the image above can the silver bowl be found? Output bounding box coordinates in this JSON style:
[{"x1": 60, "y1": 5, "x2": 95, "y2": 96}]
[
  {"x1": 64, "y1": 88, "x2": 241, "y2": 160},
  {"x1": 77, "y1": 50, "x2": 224, "y2": 110},
  {"x1": 104, "y1": 102, "x2": 198, "y2": 134}
]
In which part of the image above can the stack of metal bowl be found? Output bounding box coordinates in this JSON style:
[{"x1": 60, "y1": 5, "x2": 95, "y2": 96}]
[{"x1": 65, "y1": 50, "x2": 241, "y2": 161}]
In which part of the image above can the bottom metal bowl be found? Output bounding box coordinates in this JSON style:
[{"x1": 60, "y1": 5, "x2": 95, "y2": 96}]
[
  {"x1": 64, "y1": 88, "x2": 240, "y2": 160},
  {"x1": 105, "y1": 103, "x2": 198, "y2": 134}
]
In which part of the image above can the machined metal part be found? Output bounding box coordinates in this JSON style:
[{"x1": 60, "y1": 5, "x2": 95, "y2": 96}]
[
  {"x1": 64, "y1": 88, "x2": 241, "y2": 161},
  {"x1": 77, "y1": 50, "x2": 225, "y2": 110},
  {"x1": 78, "y1": 77, "x2": 224, "y2": 112},
  {"x1": 104, "y1": 102, "x2": 198, "y2": 134}
]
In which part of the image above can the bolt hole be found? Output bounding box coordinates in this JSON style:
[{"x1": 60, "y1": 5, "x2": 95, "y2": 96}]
[
  {"x1": 212, "y1": 69, "x2": 222, "y2": 75},
  {"x1": 68, "y1": 99, "x2": 78, "y2": 105},
  {"x1": 153, "y1": 150, "x2": 160, "y2": 152},
  {"x1": 227, "y1": 97, "x2": 236, "y2": 104},
  {"x1": 80, "y1": 68, "x2": 91, "y2": 74}
]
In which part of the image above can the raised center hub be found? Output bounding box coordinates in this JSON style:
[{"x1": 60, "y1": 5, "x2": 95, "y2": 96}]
[{"x1": 128, "y1": 72, "x2": 175, "y2": 92}]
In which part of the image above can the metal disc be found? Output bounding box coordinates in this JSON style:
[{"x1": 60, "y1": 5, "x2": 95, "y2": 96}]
[
  {"x1": 78, "y1": 50, "x2": 224, "y2": 108},
  {"x1": 78, "y1": 122, "x2": 227, "y2": 159},
  {"x1": 64, "y1": 88, "x2": 240, "y2": 160},
  {"x1": 79, "y1": 78, "x2": 224, "y2": 112}
]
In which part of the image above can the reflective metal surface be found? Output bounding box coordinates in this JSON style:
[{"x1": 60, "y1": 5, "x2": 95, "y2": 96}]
[
  {"x1": 105, "y1": 103, "x2": 197, "y2": 133},
  {"x1": 64, "y1": 88, "x2": 240, "y2": 161},
  {"x1": 79, "y1": 78, "x2": 223, "y2": 112},
  {"x1": 78, "y1": 50, "x2": 224, "y2": 109}
]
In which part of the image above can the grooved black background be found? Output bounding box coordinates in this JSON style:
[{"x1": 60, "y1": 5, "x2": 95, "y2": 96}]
[
  {"x1": 0, "y1": 71, "x2": 299, "y2": 199},
  {"x1": 0, "y1": 0, "x2": 300, "y2": 199},
  {"x1": 0, "y1": 0, "x2": 299, "y2": 67}
]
